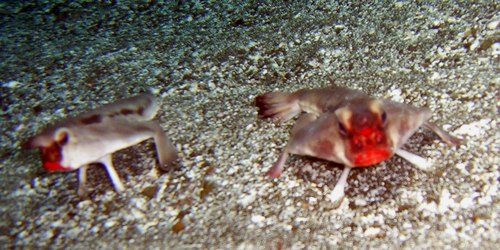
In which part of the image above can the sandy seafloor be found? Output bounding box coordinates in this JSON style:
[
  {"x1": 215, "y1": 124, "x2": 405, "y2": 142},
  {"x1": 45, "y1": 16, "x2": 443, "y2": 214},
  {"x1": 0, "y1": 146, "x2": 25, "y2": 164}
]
[{"x1": 0, "y1": 0, "x2": 498, "y2": 249}]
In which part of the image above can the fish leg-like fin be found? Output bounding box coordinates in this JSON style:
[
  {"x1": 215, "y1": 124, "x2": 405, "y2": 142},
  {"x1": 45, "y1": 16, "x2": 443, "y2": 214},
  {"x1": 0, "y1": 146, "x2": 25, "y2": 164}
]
[
  {"x1": 267, "y1": 114, "x2": 317, "y2": 178},
  {"x1": 149, "y1": 121, "x2": 178, "y2": 170},
  {"x1": 267, "y1": 147, "x2": 289, "y2": 178},
  {"x1": 78, "y1": 165, "x2": 88, "y2": 197},
  {"x1": 424, "y1": 122, "x2": 462, "y2": 146},
  {"x1": 98, "y1": 154, "x2": 125, "y2": 192},
  {"x1": 255, "y1": 92, "x2": 301, "y2": 122},
  {"x1": 396, "y1": 149, "x2": 432, "y2": 171},
  {"x1": 328, "y1": 166, "x2": 351, "y2": 205}
]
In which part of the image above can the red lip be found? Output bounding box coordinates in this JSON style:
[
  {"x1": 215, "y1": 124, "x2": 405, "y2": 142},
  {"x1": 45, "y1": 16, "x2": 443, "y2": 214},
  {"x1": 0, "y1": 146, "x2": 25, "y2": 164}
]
[
  {"x1": 353, "y1": 149, "x2": 391, "y2": 167},
  {"x1": 43, "y1": 162, "x2": 73, "y2": 172}
]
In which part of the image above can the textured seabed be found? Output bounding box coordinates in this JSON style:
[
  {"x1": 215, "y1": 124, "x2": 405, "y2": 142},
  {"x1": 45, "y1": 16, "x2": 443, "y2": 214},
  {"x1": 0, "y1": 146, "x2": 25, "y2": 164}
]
[{"x1": 0, "y1": 1, "x2": 498, "y2": 249}]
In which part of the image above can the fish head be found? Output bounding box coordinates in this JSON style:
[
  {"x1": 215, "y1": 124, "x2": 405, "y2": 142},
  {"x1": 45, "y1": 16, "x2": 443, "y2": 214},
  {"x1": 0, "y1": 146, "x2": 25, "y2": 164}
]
[
  {"x1": 335, "y1": 99, "x2": 393, "y2": 167},
  {"x1": 25, "y1": 128, "x2": 75, "y2": 172}
]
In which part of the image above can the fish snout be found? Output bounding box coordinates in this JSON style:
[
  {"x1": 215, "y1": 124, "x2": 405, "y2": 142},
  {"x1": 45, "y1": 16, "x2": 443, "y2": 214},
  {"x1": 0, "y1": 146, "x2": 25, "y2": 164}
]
[
  {"x1": 352, "y1": 148, "x2": 391, "y2": 167},
  {"x1": 349, "y1": 129, "x2": 392, "y2": 167}
]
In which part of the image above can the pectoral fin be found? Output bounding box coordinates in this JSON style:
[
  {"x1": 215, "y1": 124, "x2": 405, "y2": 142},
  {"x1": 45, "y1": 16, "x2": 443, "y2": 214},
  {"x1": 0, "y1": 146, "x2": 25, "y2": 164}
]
[
  {"x1": 266, "y1": 147, "x2": 289, "y2": 178},
  {"x1": 89, "y1": 119, "x2": 178, "y2": 171},
  {"x1": 424, "y1": 122, "x2": 462, "y2": 146},
  {"x1": 266, "y1": 114, "x2": 318, "y2": 178},
  {"x1": 148, "y1": 121, "x2": 178, "y2": 170}
]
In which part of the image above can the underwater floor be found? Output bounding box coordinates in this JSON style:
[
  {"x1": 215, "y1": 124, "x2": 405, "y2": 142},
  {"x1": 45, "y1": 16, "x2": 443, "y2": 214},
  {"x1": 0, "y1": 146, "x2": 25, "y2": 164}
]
[{"x1": 0, "y1": 1, "x2": 498, "y2": 249}]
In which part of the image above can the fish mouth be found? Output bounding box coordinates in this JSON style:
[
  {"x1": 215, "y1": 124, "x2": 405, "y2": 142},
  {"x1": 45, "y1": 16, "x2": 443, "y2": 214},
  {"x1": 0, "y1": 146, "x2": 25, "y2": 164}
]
[
  {"x1": 352, "y1": 149, "x2": 391, "y2": 167},
  {"x1": 43, "y1": 162, "x2": 73, "y2": 172}
]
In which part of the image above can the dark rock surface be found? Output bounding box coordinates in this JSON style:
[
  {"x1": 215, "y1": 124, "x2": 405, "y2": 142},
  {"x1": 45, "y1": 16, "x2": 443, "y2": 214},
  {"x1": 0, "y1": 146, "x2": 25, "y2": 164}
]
[{"x1": 1, "y1": 1, "x2": 498, "y2": 248}]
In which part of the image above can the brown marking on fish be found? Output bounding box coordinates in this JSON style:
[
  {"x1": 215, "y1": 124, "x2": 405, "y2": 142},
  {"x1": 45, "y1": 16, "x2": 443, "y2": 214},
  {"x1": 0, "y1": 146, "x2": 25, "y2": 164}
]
[{"x1": 80, "y1": 114, "x2": 102, "y2": 125}]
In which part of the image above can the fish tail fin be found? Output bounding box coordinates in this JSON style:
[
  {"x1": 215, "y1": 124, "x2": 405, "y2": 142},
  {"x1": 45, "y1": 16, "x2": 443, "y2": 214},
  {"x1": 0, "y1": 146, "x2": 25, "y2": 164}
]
[{"x1": 255, "y1": 92, "x2": 301, "y2": 122}]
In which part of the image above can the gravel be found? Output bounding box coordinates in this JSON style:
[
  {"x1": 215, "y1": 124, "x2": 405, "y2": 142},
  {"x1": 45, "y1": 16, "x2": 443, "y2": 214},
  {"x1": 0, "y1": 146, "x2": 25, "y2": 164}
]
[{"x1": 0, "y1": 0, "x2": 498, "y2": 249}]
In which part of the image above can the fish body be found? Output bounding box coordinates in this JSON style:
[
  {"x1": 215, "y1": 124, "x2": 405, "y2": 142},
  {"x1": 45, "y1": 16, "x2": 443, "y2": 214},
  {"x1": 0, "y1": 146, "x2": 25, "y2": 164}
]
[
  {"x1": 255, "y1": 86, "x2": 460, "y2": 204},
  {"x1": 24, "y1": 94, "x2": 178, "y2": 196}
]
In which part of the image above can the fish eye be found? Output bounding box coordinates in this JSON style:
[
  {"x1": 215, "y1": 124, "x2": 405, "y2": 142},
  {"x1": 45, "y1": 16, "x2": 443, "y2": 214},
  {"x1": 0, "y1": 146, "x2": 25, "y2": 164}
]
[
  {"x1": 338, "y1": 121, "x2": 348, "y2": 136},
  {"x1": 55, "y1": 129, "x2": 69, "y2": 146},
  {"x1": 381, "y1": 111, "x2": 387, "y2": 125},
  {"x1": 58, "y1": 132, "x2": 69, "y2": 146}
]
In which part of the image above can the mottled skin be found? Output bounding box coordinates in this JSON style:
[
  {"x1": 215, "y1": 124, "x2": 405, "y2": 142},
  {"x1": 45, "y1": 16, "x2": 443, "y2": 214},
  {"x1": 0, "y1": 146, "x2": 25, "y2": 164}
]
[
  {"x1": 24, "y1": 94, "x2": 178, "y2": 196},
  {"x1": 255, "y1": 86, "x2": 461, "y2": 204}
]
